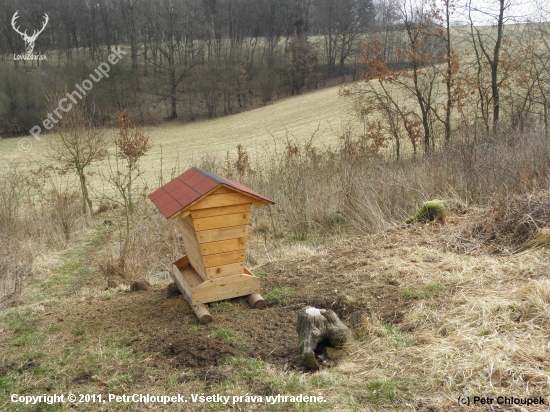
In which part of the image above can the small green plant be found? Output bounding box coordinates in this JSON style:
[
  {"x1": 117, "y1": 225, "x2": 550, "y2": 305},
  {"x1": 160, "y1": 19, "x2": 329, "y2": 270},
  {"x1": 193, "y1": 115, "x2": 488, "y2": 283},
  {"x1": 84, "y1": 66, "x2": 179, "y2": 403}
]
[
  {"x1": 72, "y1": 328, "x2": 85, "y2": 337},
  {"x1": 426, "y1": 282, "x2": 442, "y2": 295},
  {"x1": 365, "y1": 380, "x2": 397, "y2": 404},
  {"x1": 210, "y1": 300, "x2": 232, "y2": 310},
  {"x1": 401, "y1": 287, "x2": 422, "y2": 299},
  {"x1": 50, "y1": 255, "x2": 84, "y2": 287},
  {"x1": 210, "y1": 328, "x2": 236, "y2": 342},
  {"x1": 476, "y1": 326, "x2": 490, "y2": 336},
  {"x1": 336, "y1": 291, "x2": 353, "y2": 305},
  {"x1": 381, "y1": 322, "x2": 414, "y2": 347},
  {"x1": 223, "y1": 356, "x2": 263, "y2": 382},
  {"x1": 402, "y1": 283, "x2": 443, "y2": 299},
  {"x1": 7, "y1": 313, "x2": 35, "y2": 335},
  {"x1": 87, "y1": 230, "x2": 105, "y2": 246},
  {"x1": 47, "y1": 323, "x2": 62, "y2": 333},
  {"x1": 252, "y1": 269, "x2": 269, "y2": 277},
  {"x1": 184, "y1": 325, "x2": 199, "y2": 333},
  {"x1": 265, "y1": 287, "x2": 293, "y2": 305},
  {"x1": 13, "y1": 332, "x2": 44, "y2": 347}
]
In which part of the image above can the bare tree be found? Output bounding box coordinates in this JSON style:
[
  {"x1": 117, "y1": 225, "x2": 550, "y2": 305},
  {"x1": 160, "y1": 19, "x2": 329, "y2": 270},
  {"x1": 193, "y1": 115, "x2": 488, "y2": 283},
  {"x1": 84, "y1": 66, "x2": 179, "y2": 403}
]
[
  {"x1": 102, "y1": 110, "x2": 151, "y2": 255},
  {"x1": 47, "y1": 103, "x2": 108, "y2": 216},
  {"x1": 467, "y1": 0, "x2": 507, "y2": 132},
  {"x1": 342, "y1": 0, "x2": 459, "y2": 157},
  {"x1": 119, "y1": 0, "x2": 140, "y2": 72},
  {"x1": 287, "y1": 32, "x2": 318, "y2": 94},
  {"x1": 147, "y1": 0, "x2": 202, "y2": 119},
  {"x1": 317, "y1": 0, "x2": 367, "y2": 77}
]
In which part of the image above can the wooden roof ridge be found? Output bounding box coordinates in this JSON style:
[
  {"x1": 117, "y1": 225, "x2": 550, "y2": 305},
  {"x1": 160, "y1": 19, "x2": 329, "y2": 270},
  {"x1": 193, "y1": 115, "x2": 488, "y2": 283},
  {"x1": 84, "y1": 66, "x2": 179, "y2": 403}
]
[{"x1": 148, "y1": 167, "x2": 274, "y2": 219}]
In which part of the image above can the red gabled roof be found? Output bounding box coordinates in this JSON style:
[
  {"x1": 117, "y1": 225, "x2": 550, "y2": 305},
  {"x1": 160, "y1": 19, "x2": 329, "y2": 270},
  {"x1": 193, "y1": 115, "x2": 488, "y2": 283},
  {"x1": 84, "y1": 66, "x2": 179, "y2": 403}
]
[{"x1": 148, "y1": 167, "x2": 274, "y2": 219}]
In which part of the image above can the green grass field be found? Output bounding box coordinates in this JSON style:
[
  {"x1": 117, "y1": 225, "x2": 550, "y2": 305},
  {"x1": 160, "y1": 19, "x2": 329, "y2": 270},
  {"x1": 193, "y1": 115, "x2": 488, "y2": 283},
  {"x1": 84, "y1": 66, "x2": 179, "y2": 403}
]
[{"x1": 0, "y1": 82, "x2": 358, "y2": 187}]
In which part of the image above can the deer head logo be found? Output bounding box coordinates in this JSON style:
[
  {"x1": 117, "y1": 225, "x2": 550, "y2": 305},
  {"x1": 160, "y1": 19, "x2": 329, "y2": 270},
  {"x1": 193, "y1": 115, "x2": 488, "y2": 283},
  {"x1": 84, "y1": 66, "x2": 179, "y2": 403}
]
[{"x1": 11, "y1": 11, "x2": 49, "y2": 55}]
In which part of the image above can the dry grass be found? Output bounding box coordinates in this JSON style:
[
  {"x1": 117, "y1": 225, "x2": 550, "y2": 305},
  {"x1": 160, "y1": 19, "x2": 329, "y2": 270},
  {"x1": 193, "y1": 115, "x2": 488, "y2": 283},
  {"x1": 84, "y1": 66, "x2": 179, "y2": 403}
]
[
  {"x1": 338, "y1": 225, "x2": 550, "y2": 410},
  {"x1": 448, "y1": 190, "x2": 550, "y2": 255},
  {"x1": 0, "y1": 165, "x2": 89, "y2": 305},
  {"x1": 2, "y1": 215, "x2": 549, "y2": 411},
  {"x1": 190, "y1": 123, "x2": 550, "y2": 245}
]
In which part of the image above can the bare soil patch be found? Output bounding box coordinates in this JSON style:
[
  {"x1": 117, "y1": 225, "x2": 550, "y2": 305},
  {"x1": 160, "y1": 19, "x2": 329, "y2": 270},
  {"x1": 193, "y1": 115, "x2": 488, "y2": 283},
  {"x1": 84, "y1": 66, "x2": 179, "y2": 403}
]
[{"x1": 37, "y1": 233, "x2": 413, "y2": 372}]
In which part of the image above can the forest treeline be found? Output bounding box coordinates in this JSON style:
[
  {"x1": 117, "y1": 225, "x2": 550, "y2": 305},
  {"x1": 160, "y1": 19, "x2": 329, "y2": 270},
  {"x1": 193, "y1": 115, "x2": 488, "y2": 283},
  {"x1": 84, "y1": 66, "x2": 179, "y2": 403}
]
[
  {"x1": 0, "y1": 0, "x2": 403, "y2": 135},
  {"x1": 2, "y1": 0, "x2": 548, "y2": 152}
]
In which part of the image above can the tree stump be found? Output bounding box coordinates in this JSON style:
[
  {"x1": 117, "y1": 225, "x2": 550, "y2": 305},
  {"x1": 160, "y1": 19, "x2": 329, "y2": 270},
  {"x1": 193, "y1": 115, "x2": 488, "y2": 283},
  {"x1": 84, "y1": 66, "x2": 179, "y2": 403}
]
[
  {"x1": 296, "y1": 308, "x2": 351, "y2": 370},
  {"x1": 130, "y1": 280, "x2": 152, "y2": 291}
]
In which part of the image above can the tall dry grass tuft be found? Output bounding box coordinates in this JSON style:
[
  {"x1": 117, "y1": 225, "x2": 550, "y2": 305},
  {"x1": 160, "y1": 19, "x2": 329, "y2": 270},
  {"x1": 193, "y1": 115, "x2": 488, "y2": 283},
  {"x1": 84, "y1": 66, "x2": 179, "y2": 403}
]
[
  {"x1": 121, "y1": 199, "x2": 182, "y2": 283},
  {"x1": 448, "y1": 189, "x2": 550, "y2": 254}
]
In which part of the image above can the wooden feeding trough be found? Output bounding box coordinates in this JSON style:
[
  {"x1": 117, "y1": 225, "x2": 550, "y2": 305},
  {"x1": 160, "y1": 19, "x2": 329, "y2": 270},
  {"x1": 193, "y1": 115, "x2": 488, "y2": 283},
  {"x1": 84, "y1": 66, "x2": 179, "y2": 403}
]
[{"x1": 148, "y1": 167, "x2": 274, "y2": 323}]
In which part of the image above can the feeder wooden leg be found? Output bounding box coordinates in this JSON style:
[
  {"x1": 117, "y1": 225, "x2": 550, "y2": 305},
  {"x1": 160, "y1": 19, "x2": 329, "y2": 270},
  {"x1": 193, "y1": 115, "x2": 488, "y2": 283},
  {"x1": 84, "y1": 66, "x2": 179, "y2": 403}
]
[
  {"x1": 248, "y1": 293, "x2": 266, "y2": 309},
  {"x1": 180, "y1": 289, "x2": 212, "y2": 324},
  {"x1": 181, "y1": 290, "x2": 212, "y2": 324},
  {"x1": 191, "y1": 304, "x2": 213, "y2": 324},
  {"x1": 170, "y1": 272, "x2": 213, "y2": 324}
]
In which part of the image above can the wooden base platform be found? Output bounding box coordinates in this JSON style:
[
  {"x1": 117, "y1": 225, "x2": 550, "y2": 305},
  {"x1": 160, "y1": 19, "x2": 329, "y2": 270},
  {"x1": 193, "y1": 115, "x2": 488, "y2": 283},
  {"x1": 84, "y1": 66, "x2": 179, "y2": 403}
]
[{"x1": 170, "y1": 255, "x2": 265, "y2": 323}]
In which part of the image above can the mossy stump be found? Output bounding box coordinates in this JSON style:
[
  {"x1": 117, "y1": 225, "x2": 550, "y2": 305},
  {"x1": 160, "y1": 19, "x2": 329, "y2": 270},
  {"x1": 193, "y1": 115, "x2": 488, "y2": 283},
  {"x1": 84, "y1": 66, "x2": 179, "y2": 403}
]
[{"x1": 405, "y1": 199, "x2": 449, "y2": 224}]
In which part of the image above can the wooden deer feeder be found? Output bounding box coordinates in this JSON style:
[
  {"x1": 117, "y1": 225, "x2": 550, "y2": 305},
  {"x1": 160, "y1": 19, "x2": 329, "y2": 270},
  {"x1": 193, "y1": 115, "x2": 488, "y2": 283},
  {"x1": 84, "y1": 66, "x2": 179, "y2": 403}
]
[{"x1": 148, "y1": 167, "x2": 274, "y2": 323}]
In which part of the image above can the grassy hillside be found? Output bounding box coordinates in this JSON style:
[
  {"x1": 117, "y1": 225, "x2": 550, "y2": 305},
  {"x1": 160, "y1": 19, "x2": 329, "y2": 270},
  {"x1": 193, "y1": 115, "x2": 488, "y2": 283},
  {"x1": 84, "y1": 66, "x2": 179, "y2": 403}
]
[
  {"x1": 1, "y1": 214, "x2": 549, "y2": 411},
  {"x1": 0, "y1": 83, "x2": 358, "y2": 187}
]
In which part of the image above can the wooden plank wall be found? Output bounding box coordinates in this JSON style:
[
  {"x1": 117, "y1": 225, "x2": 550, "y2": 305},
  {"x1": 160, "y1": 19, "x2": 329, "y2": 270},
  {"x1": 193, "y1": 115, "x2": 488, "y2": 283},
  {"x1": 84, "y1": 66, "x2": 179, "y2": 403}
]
[
  {"x1": 177, "y1": 218, "x2": 208, "y2": 279},
  {"x1": 177, "y1": 190, "x2": 252, "y2": 280}
]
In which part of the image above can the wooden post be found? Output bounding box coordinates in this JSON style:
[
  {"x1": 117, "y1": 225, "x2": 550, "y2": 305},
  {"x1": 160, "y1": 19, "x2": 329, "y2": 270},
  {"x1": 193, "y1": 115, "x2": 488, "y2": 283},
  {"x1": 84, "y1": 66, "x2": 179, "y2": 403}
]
[{"x1": 247, "y1": 293, "x2": 266, "y2": 309}]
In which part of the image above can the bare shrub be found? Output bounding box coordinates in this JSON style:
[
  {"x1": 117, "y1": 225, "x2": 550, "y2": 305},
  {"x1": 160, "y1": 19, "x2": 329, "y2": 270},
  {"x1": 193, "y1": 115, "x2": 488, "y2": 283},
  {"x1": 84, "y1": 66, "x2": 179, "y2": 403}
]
[
  {"x1": 126, "y1": 203, "x2": 182, "y2": 281},
  {"x1": 101, "y1": 110, "x2": 152, "y2": 257},
  {"x1": 0, "y1": 242, "x2": 34, "y2": 306},
  {"x1": 98, "y1": 256, "x2": 129, "y2": 289},
  {"x1": 0, "y1": 163, "x2": 31, "y2": 231},
  {"x1": 97, "y1": 198, "x2": 182, "y2": 287},
  {"x1": 114, "y1": 110, "x2": 152, "y2": 213},
  {"x1": 45, "y1": 189, "x2": 83, "y2": 243}
]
